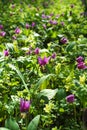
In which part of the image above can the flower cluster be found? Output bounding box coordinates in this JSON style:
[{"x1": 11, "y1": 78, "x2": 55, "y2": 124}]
[
  {"x1": 26, "y1": 47, "x2": 56, "y2": 66},
  {"x1": 49, "y1": 20, "x2": 58, "y2": 25},
  {"x1": 76, "y1": 56, "x2": 87, "y2": 69}
]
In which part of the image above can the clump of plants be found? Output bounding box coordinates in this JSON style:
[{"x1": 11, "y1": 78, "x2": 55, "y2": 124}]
[{"x1": 0, "y1": 0, "x2": 87, "y2": 130}]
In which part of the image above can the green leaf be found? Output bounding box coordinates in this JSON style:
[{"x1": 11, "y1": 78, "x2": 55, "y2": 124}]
[
  {"x1": 0, "y1": 57, "x2": 4, "y2": 63},
  {"x1": 5, "y1": 117, "x2": 20, "y2": 130},
  {"x1": 0, "y1": 128, "x2": 10, "y2": 130},
  {"x1": 33, "y1": 32, "x2": 40, "y2": 37},
  {"x1": 56, "y1": 89, "x2": 66, "y2": 101},
  {"x1": 6, "y1": 43, "x2": 14, "y2": 51},
  {"x1": 66, "y1": 42, "x2": 76, "y2": 52},
  {"x1": 8, "y1": 64, "x2": 29, "y2": 93},
  {"x1": 38, "y1": 89, "x2": 58, "y2": 100},
  {"x1": 27, "y1": 115, "x2": 40, "y2": 130},
  {"x1": 40, "y1": 49, "x2": 49, "y2": 53},
  {"x1": 35, "y1": 74, "x2": 55, "y2": 90}
]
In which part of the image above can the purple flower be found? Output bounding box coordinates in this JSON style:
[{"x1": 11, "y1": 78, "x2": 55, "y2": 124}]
[
  {"x1": 12, "y1": 35, "x2": 17, "y2": 40},
  {"x1": 25, "y1": 23, "x2": 30, "y2": 29},
  {"x1": 15, "y1": 27, "x2": 20, "y2": 34},
  {"x1": 0, "y1": 31, "x2": 6, "y2": 37},
  {"x1": 60, "y1": 22, "x2": 65, "y2": 26},
  {"x1": 26, "y1": 50, "x2": 32, "y2": 55},
  {"x1": 77, "y1": 62, "x2": 87, "y2": 69},
  {"x1": 42, "y1": 14, "x2": 47, "y2": 19},
  {"x1": 56, "y1": 14, "x2": 60, "y2": 19},
  {"x1": 46, "y1": 15, "x2": 51, "y2": 19},
  {"x1": 4, "y1": 50, "x2": 9, "y2": 56},
  {"x1": 76, "y1": 56, "x2": 84, "y2": 63},
  {"x1": 50, "y1": 13, "x2": 54, "y2": 16},
  {"x1": 43, "y1": 24, "x2": 46, "y2": 29},
  {"x1": 66, "y1": 94, "x2": 75, "y2": 103},
  {"x1": 32, "y1": 22, "x2": 35, "y2": 27},
  {"x1": 20, "y1": 98, "x2": 31, "y2": 112},
  {"x1": 0, "y1": 25, "x2": 3, "y2": 30},
  {"x1": 49, "y1": 20, "x2": 58, "y2": 25},
  {"x1": 60, "y1": 37, "x2": 68, "y2": 44},
  {"x1": 34, "y1": 47, "x2": 40, "y2": 55},
  {"x1": 11, "y1": 4, "x2": 15, "y2": 8},
  {"x1": 51, "y1": 52, "x2": 56, "y2": 59},
  {"x1": 38, "y1": 56, "x2": 50, "y2": 66}
]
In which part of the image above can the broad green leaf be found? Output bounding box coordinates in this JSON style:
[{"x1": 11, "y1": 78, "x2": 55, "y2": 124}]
[
  {"x1": 0, "y1": 128, "x2": 10, "y2": 130},
  {"x1": 6, "y1": 43, "x2": 14, "y2": 51},
  {"x1": 8, "y1": 64, "x2": 29, "y2": 93},
  {"x1": 56, "y1": 89, "x2": 66, "y2": 101},
  {"x1": 27, "y1": 115, "x2": 40, "y2": 130},
  {"x1": 13, "y1": 40, "x2": 19, "y2": 52},
  {"x1": 0, "y1": 68, "x2": 4, "y2": 74},
  {"x1": 40, "y1": 49, "x2": 49, "y2": 53},
  {"x1": 33, "y1": 32, "x2": 40, "y2": 37},
  {"x1": 38, "y1": 89, "x2": 58, "y2": 100},
  {"x1": 5, "y1": 117, "x2": 20, "y2": 130},
  {"x1": 35, "y1": 74, "x2": 55, "y2": 90},
  {"x1": 66, "y1": 42, "x2": 76, "y2": 52},
  {"x1": 0, "y1": 57, "x2": 4, "y2": 62}
]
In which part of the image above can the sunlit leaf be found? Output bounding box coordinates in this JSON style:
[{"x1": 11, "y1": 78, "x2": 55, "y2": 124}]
[
  {"x1": 35, "y1": 74, "x2": 55, "y2": 90},
  {"x1": 66, "y1": 42, "x2": 76, "y2": 52},
  {"x1": 27, "y1": 115, "x2": 40, "y2": 130},
  {"x1": 0, "y1": 128, "x2": 10, "y2": 130},
  {"x1": 8, "y1": 64, "x2": 29, "y2": 93},
  {"x1": 38, "y1": 89, "x2": 58, "y2": 100},
  {"x1": 5, "y1": 117, "x2": 20, "y2": 130}
]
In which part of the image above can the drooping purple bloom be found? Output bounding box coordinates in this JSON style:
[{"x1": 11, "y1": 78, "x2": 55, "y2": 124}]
[
  {"x1": 60, "y1": 37, "x2": 68, "y2": 44},
  {"x1": 38, "y1": 56, "x2": 50, "y2": 66},
  {"x1": 43, "y1": 56, "x2": 50, "y2": 64},
  {"x1": 20, "y1": 98, "x2": 31, "y2": 112},
  {"x1": 46, "y1": 15, "x2": 51, "y2": 19},
  {"x1": 26, "y1": 50, "x2": 32, "y2": 55},
  {"x1": 43, "y1": 24, "x2": 46, "y2": 29},
  {"x1": 60, "y1": 22, "x2": 65, "y2": 26},
  {"x1": 12, "y1": 35, "x2": 17, "y2": 40},
  {"x1": 34, "y1": 47, "x2": 40, "y2": 55},
  {"x1": 56, "y1": 14, "x2": 60, "y2": 19},
  {"x1": 25, "y1": 23, "x2": 30, "y2": 29},
  {"x1": 4, "y1": 50, "x2": 9, "y2": 56},
  {"x1": 76, "y1": 56, "x2": 84, "y2": 63},
  {"x1": 42, "y1": 14, "x2": 47, "y2": 19},
  {"x1": 50, "y1": 13, "x2": 54, "y2": 16},
  {"x1": 49, "y1": 20, "x2": 58, "y2": 25},
  {"x1": 11, "y1": 4, "x2": 15, "y2": 8},
  {"x1": 0, "y1": 31, "x2": 6, "y2": 37},
  {"x1": 51, "y1": 52, "x2": 56, "y2": 59},
  {"x1": 15, "y1": 27, "x2": 20, "y2": 34},
  {"x1": 0, "y1": 25, "x2": 3, "y2": 30},
  {"x1": 66, "y1": 94, "x2": 75, "y2": 103},
  {"x1": 77, "y1": 62, "x2": 87, "y2": 69},
  {"x1": 32, "y1": 22, "x2": 35, "y2": 27}
]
